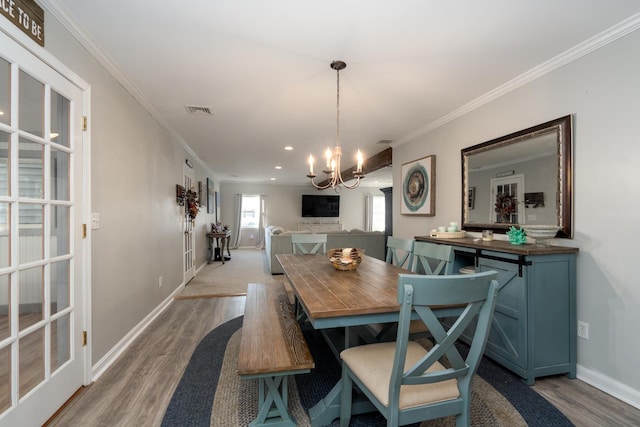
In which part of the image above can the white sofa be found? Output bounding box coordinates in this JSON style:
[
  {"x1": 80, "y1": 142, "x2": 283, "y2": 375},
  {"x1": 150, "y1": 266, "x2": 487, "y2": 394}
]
[{"x1": 264, "y1": 225, "x2": 386, "y2": 274}]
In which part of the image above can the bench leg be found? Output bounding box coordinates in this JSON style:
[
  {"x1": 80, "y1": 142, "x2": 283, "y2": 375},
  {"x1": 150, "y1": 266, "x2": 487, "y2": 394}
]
[{"x1": 250, "y1": 375, "x2": 297, "y2": 427}]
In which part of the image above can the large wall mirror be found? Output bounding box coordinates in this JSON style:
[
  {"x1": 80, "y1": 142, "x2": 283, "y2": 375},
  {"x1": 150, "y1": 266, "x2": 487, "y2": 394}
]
[{"x1": 461, "y1": 115, "x2": 573, "y2": 238}]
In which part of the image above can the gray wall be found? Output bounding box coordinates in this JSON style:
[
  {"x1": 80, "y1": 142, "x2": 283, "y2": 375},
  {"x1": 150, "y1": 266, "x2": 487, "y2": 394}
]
[
  {"x1": 220, "y1": 182, "x2": 386, "y2": 232},
  {"x1": 43, "y1": 16, "x2": 217, "y2": 363},
  {"x1": 393, "y1": 29, "x2": 640, "y2": 403}
]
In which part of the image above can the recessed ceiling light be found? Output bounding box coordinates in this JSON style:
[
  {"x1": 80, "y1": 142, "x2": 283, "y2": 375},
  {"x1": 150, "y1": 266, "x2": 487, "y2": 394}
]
[
  {"x1": 275, "y1": 166, "x2": 282, "y2": 170},
  {"x1": 284, "y1": 146, "x2": 293, "y2": 151},
  {"x1": 270, "y1": 177, "x2": 276, "y2": 181}
]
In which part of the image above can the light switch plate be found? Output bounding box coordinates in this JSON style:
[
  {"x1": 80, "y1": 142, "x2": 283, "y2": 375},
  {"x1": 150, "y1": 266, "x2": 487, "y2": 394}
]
[{"x1": 91, "y1": 212, "x2": 100, "y2": 229}]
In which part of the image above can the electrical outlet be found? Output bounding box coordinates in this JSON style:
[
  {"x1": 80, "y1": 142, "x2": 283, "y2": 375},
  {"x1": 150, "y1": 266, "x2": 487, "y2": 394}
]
[
  {"x1": 159, "y1": 276, "x2": 163, "y2": 288},
  {"x1": 577, "y1": 321, "x2": 589, "y2": 339}
]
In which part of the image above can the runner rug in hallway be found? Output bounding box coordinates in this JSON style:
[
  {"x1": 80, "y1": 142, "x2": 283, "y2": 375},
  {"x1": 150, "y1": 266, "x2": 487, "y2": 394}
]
[{"x1": 175, "y1": 248, "x2": 284, "y2": 299}]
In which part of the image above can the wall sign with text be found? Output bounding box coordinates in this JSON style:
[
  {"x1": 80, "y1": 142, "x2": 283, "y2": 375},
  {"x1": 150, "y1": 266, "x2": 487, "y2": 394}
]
[{"x1": 1, "y1": 0, "x2": 45, "y2": 46}]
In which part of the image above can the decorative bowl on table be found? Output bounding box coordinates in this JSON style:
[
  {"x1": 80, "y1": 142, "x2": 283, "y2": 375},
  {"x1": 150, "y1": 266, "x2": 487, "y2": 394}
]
[
  {"x1": 521, "y1": 225, "x2": 561, "y2": 246},
  {"x1": 328, "y1": 248, "x2": 364, "y2": 271}
]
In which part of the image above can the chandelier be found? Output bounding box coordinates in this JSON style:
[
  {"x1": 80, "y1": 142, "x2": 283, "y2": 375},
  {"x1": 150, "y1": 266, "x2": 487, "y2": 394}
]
[{"x1": 306, "y1": 60, "x2": 364, "y2": 190}]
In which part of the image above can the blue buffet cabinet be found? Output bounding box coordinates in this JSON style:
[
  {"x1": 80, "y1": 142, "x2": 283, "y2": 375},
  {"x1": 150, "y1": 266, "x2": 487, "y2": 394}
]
[{"x1": 415, "y1": 236, "x2": 578, "y2": 385}]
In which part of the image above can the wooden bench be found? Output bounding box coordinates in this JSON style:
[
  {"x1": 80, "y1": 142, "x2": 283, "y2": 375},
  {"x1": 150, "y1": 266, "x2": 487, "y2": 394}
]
[{"x1": 238, "y1": 282, "x2": 314, "y2": 427}]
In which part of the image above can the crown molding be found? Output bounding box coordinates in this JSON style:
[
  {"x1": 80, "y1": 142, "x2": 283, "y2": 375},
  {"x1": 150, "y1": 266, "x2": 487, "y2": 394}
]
[{"x1": 392, "y1": 13, "x2": 640, "y2": 148}]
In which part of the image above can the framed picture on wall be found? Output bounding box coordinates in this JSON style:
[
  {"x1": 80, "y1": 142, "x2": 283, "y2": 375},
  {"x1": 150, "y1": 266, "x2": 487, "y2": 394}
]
[
  {"x1": 207, "y1": 178, "x2": 215, "y2": 214},
  {"x1": 215, "y1": 191, "x2": 220, "y2": 222},
  {"x1": 401, "y1": 155, "x2": 436, "y2": 216},
  {"x1": 468, "y1": 186, "x2": 476, "y2": 210}
]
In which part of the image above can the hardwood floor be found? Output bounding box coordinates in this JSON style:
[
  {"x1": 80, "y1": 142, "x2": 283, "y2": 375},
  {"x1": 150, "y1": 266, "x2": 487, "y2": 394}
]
[
  {"x1": 46, "y1": 297, "x2": 246, "y2": 426},
  {"x1": 46, "y1": 261, "x2": 640, "y2": 426}
]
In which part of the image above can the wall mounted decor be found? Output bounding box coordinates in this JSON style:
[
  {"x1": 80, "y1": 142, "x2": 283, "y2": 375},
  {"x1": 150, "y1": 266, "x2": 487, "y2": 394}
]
[
  {"x1": 207, "y1": 178, "x2": 215, "y2": 214},
  {"x1": 524, "y1": 192, "x2": 545, "y2": 208},
  {"x1": 401, "y1": 155, "x2": 436, "y2": 216},
  {"x1": 176, "y1": 184, "x2": 186, "y2": 206},
  {"x1": 177, "y1": 184, "x2": 200, "y2": 220},
  {"x1": 215, "y1": 191, "x2": 221, "y2": 222},
  {"x1": 186, "y1": 188, "x2": 199, "y2": 220},
  {"x1": 468, "y1": 186, "x2": 476, "y2": 210},
  {"x1": 461, "y1": 115, "x2": 572, "y2": 237}
]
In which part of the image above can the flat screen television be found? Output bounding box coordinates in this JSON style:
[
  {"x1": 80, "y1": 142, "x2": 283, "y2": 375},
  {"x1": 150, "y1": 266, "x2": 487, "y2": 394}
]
[{"x1": 301, "y1": 195, "x2": 340, "y2": 217}]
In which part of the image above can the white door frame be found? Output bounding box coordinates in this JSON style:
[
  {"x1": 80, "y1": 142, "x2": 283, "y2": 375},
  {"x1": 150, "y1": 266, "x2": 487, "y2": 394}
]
[
  {"x1": 183, "y1": 165, "x2": 195, "y2": 283},
  {"x1": 0, "y1": 19, "x2": 92, "y2": 425}
]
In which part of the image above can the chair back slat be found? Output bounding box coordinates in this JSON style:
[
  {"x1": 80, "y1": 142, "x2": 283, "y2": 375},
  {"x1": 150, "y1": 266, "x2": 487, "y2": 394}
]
[
  {"x1": 385, "y1": 236, "x2": 415, "y2": 270},
  {"x1": 411, "y1": 241, "x2": 454, "y2": 275},
  {"x1": 291, "y1": 233, "x2": 327, "y2": 254}
]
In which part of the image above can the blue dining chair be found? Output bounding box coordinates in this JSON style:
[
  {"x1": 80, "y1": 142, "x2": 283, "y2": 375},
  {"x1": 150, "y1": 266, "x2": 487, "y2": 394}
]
[
  {"x1": 385, "y1": 237, "x2": 414, "y2": 270},
  {"x1": 340, "y1": 271, "x2": 499, "y2": 427},
  {"x1": 411, "y1": 241, "x2": 454, "y2": 275},
  {"x1": 291, "y1": 233, "x2": 327, "y2": 254}
]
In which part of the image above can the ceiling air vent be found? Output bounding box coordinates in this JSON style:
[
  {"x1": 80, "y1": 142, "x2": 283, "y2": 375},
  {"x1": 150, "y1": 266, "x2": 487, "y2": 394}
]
[{"x1": 185, "y1": 105, "x2": 213, "y2": 116}]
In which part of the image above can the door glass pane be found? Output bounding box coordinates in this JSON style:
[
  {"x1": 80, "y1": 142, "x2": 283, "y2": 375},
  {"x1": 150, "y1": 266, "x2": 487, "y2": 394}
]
[
  {"x1": 51, "y1": 313, "x2": 70, "y2": 372},
  {"x1": 19, "y1": 326, "x2": 44, "y2": 398},
  {"x1": 51, "y1": 205, "x2": 70, "y2": 257},
  {"x1": 51, "y1": 260, "x2": 70, "y2": 314},
  {"x1": 0, "y1": 57, "x2": 9, "y2": 126},
  {"x1": 19, "y1": 204, "x2": 44, "y2": 264},
  {"x1": 19, "y1": 266, "x2": 43, "y2": 331},
  {"x1": 0, "y1": 275, "x2": 9, "y2": 340},
  {"x1": 19, "y1": 138, "x2": 43, "y2": 199},
  {"x1": 18, "y1": 70, "x2": 44, "y2": 138},
  {"x1": 51, "y1": 148, "x2": 70, "y2": 201},
  {"x1": 0, "y1": 130, "x2": 9, "y2": 197},
  {"x1": 0, "y1": 203, "x2": 9, "y2": 268},
  {"x1": 51, "y1": 90, "x2": 70, "y2": 147},
  {"x1": 0, "y1": 345, "x2": 10, "y2": 413}
]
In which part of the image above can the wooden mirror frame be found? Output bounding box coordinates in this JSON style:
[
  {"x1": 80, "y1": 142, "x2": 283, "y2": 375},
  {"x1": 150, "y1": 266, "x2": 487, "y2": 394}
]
[{"x1": 461, "y1": 115, "x2": 573, "y2": 238}]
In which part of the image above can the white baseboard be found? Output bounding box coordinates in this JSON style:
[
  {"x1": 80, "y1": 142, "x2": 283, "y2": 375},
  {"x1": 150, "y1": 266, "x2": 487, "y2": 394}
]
[
  {"x1": 577, "y1": 364, "x2": 640, "y2": 410},
  {"x1": 90, "y1": 282, "x2": 185, "y2": 381}
]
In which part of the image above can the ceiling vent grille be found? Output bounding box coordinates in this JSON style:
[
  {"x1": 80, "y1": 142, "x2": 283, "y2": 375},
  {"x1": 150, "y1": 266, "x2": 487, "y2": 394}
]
[{"x1": 185, "y1": 105, "x2": 213, "y2": 116}]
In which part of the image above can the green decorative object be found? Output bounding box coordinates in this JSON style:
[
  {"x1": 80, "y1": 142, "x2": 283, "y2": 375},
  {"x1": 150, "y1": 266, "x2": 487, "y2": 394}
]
[{"x1": 506, "y1": 226, "x2": 527, "y2": 245}]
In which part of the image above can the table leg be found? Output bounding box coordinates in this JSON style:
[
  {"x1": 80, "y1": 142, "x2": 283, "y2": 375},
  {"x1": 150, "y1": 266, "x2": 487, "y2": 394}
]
[
  {"x1": 207, "y1": 237, "x2": 214, "y2": 264},
  {"x1": 220, "y1": 236, "x2": 226, "y2": 264},
  {"x1": 308, "y1": 380, "x2": 375, "y2": 426},
  {"x1": 307, "y1": 326, "x2": 377, "y2": 425}
]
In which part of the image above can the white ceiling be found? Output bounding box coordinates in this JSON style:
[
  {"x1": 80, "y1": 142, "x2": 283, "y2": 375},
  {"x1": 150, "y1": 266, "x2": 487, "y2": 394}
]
[{"x1": 43, "y1": 1, "x2": 640, "y2": 187}]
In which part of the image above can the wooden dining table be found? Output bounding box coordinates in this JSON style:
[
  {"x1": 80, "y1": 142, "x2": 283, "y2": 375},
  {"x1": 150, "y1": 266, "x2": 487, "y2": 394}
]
[{"x1": 276, "y1": 253, "x2": 461, "y2": 426}]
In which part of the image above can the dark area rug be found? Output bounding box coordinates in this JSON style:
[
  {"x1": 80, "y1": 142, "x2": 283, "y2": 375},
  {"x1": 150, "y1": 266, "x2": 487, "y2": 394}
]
[
  {"x1": 161, "y1": 316, "x2": 243, "y2": 426},
  {"x1": 162, "y1": 316, "x2": 573, "y2": 426}
]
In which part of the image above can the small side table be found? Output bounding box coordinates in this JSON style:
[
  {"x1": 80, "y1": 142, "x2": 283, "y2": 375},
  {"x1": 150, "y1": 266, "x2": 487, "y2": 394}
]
[{"x1": 207, "y1": 230, "x2": 231, "y2": 264}]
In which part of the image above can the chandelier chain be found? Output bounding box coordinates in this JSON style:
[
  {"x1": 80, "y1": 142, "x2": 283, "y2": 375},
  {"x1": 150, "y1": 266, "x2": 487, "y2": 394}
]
[{"x1": 336, "y1": 66, "x2": 340, "y2": 146}]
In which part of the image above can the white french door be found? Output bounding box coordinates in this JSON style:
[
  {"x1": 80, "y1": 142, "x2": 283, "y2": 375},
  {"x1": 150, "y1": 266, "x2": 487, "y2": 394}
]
[
  {"x1": 490, "y1": 174, "x2": 524, "y2": 224},
  {"x1": 0, "y1": 30, "x2": 86, "y2": 426},
  {"x1": 183, "y1": 167, "x2": 195, "y2": 283}
]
